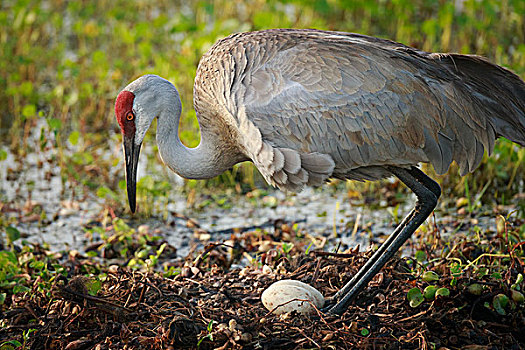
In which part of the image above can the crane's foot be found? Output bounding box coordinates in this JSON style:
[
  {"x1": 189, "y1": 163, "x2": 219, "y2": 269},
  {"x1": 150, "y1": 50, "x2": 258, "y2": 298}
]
[{"x1": 322, "y1": 166, "x2": 440, "y2": 316}]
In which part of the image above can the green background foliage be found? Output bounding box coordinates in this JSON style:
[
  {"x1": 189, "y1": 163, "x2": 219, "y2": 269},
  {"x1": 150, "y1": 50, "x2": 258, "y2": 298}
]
[{"x1": 1, "y1": 0, "x2": 524, "y2": 203}]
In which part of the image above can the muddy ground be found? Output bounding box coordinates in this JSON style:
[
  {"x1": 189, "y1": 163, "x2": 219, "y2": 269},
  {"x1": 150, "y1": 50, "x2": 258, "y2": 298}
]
[{"x1": 1, "y1": 214, "x2": 524, "y2": 349}]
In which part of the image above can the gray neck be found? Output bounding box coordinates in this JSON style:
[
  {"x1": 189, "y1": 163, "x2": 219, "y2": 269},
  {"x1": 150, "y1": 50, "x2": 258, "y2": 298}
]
[{"x1": 156, "y1": 104, "x2": 225, "y2": 180}]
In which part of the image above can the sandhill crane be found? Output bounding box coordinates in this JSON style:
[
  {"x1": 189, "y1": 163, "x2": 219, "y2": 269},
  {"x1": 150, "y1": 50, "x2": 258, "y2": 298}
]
[{"x1": 115, "y1": 29, "x2": 525, "y2": 315}]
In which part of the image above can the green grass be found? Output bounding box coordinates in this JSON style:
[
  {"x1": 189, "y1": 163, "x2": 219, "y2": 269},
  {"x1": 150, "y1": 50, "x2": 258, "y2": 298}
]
[{"x1": 1, "y1": 0, "x2": 524, "y2": 211}]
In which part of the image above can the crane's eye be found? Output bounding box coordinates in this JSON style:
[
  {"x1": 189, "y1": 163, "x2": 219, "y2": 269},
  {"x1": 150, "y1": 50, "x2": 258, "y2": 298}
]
[{"x1": 126, "y1": 112, "x2": 134, "y2": 121}]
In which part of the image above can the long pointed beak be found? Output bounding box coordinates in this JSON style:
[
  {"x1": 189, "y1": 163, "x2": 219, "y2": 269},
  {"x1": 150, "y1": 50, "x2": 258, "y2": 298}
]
[{"x1": 123, "y1": 136, "x2": 142, "y2": 213}]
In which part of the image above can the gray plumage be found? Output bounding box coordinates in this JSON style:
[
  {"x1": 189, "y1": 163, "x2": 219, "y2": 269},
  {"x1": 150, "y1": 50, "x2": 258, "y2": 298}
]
[
  {"x1": 117, "y1": 29, "x2": 525, "y2": 314},
  {"x1": 193, "y1": 29, "x2": 525, "y2": 191}
]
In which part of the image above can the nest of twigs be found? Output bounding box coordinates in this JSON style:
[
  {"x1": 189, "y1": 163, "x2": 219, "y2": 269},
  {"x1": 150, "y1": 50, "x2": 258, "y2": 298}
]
[{"x1": 3, "y1": 232, "x2": 524, "y2": 350}]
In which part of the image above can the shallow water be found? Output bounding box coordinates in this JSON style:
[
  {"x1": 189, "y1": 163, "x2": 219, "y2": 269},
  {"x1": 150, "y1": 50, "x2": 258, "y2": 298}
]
[
  {"x1": 0, "y1": 130, "x2": 398, "y2": 257},
  {"x1": 0, "y1": 128, "x2": 511, "y2": 258}
]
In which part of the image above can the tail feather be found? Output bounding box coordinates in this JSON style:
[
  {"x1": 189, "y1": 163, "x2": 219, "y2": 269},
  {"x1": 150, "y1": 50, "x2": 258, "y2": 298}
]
[{"x1": 434, "y1": 53, "x2": 525, "y2": 146}]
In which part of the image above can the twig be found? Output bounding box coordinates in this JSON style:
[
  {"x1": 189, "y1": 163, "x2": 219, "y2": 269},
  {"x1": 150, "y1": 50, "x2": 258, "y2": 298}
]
[
  {"x1": 60, "y1": 286, "x2": 133, "y2": 313},
  {"x1": 194, "y1": 242, "x2": 235, "y2": 268},
  {"x1": 395, "y1": 305, "x2": 432, "y2": 323},
  {"x1": 291, "y1": 326, "x2": 321, "y2": 349},
  {"x1": 313, "y1": 251, "x2": 358, "y2": 258},
  {"x1": 210, "y1": 218, "x2": 307, "y2": 235},
  {"x1": 311, "y1": 257, "x2": 322, "y2": 284}
]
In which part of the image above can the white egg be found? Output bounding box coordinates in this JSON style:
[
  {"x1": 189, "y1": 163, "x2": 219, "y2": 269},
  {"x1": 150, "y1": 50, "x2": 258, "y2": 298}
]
[{"x1": 261, "y1": 279, "x2": 325, "y2": 315}]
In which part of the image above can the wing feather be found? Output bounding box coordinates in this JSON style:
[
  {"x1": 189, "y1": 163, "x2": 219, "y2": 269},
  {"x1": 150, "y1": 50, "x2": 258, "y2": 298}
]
[
  {"x1": 194, "y1": 29, "x2": 525, "y2": 189},
  {"x1": 237, "y1": 32, "x2": 505, "y2": 183}
]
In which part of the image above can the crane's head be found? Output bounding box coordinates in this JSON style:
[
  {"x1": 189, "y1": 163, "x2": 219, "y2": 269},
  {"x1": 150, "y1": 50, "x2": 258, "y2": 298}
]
[
  {"x1": 115, "y1": 87, "x2": 141, "y2": 213},
  {"x1": 115, "y1": 75, "x2": 176, "y2": 213}
]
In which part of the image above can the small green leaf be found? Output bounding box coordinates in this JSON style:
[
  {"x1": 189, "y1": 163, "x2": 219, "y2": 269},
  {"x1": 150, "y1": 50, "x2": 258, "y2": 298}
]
[
  {"x1": 97, "y1": 186, "x2": 109, "y2": 198},
  {"x1": 30, "y1": 260, "x2": 45, "y2": 270},
  {"x1": 513, "y1": 273, "x2": 523, "y2": 290},
  {"x1": 68, "y1": 131, "x2": 80, "y2": 145},
  {"x1": 47, "y1": 118, "x2": 62, "y2": 131},
  {"x1": 511, "y1": 290, "x2": 524, "y2": 303},
  {"x1": 449, "y1": 262, "x2": 462, "y2": 277},
  {"x1": 305, "y1": 242, "x2": 314, "y2": 255},
  {"x1": 96, "y1": 186, "x2": 119, "y2": 201},
  {"x1": 13, "y1": 285, "x2": 30, "y2": 294},
  {"x1": 422, "y1": 271, "x2": 439, "y2": 282},
  {"x1": 113, "y1": 218, "x2": 131, "y2": 233},
  {"x1": 447, "y1": 274, "x2": 457, "y2": 286},
  {"x1": 490, "y1": 272, "x2": 503, "y2": 280},
  {"x1": 118, "y1": 180, "x2": 126, "y2": 190},
  {"x1": 282, "y1": 242, "x2": 293, "y2": 254},
  {"x1": 493, "y1": 294, "x2": 509, "y2": 315},
  {"x1": 491, "y1": 272, "x2": 503, "y2": 280},
  {"x1": 155, "y1": 243, "x2": 167, "y2": 259},
  {"x1": 22, "y1": 104, "x2": 36, "y2": 118},
  {"x1": 477, "y1": 267, "x2": 489, "y2": 277},
  {"x1": 0, "y1": 293, "x2": 6, "y2": 304},
  {"x1": 0, "y1": 250, "x2": 18, "y2": 264},
  {"x1": 423, "y1": 285, "x2": 438, "y2": 299},
  {"x1": 5, "y1": 226, "x2": 20, "y2": 243},
  {"x1": 136, "y1": 249, "x2": 149, "y2": 259},
  {"x1": 87, "y1": 279, "x2": 102, "y2": 296},
  {"x1": 415, "y1": 250, "x2": 426, "y2": 262},
  {"x1": 436, "y1": 287, "x2": 450, "y2": 297},
  {"x1": 407, "y1": 287, "x2": 424, "y2": 307},
  {"x1": 467, "y1": 283, "x2": 483, "y2": 296},
  {"x1": 0, "y1": 149, "x2": 7, "y2": 161},
  {"x1": 1, "y1": 340, "x2": 23, "y2": 348},
  {"x1": 360, "y1": 328, "x2": 370, "y2": 336}
]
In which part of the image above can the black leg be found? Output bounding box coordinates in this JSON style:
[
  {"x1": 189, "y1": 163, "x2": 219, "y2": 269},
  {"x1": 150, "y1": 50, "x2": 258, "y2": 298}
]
[
  {"x1": 324, "y1": 166, "x2": 440, "y2": 315},
  {"x1": 408, "y1": 166, "x2": 441, "y2": 198}
]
